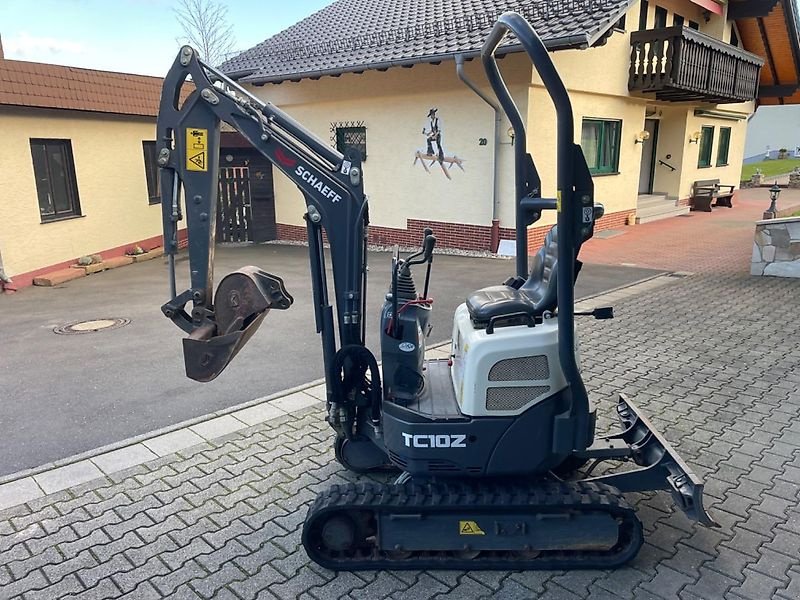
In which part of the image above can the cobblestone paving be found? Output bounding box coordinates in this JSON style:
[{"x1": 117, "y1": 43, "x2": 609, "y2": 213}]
[{"x1": 1, "y1": 272, "x2": 798, "y2": 599}]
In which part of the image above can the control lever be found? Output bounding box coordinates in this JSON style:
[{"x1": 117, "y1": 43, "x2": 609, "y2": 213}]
[{"x1": 421, "y1": 230, "x2": 436, "y2": 299}]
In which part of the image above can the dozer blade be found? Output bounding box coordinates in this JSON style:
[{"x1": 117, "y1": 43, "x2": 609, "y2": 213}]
[
  {"x1": 183, "y1": 267, "x2": 293, "y2": 382},
  {"x1": 585, "y1": 394, "x2": 718, "y2": 527}
]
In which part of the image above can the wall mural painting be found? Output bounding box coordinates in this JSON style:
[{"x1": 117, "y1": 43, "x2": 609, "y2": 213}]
[{"x1": 413, "y1": 107, "x2": 465, "y2": 180}]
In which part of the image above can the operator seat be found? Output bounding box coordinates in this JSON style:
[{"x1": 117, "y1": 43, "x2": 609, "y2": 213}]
[{"x1": 467, "y1": 225, "x2": 563, "y2": 326}]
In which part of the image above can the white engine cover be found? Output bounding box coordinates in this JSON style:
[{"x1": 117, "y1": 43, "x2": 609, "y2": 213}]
[{"x1": 450, "y1": 303, "x2": 573, "y2": 417}]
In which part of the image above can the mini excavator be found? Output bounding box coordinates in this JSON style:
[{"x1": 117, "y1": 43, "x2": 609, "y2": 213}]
[{"x1": 156, "y1": 12, "x2": 716, "y2": 570}]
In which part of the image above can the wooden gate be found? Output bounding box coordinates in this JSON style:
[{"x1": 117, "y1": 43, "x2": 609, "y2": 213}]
[{"x1": 216, "y1": 166, "x2": 252, "y2": 242}]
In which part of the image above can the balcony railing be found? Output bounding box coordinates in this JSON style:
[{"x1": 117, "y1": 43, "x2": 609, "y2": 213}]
[{"x1": 629, "y1": 26, "x2": 764, "y2": 104}]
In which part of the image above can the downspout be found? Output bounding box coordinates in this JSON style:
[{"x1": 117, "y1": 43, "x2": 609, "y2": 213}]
[{"x1": 455, "y1": 54, "x2": 503, "y2": 252}]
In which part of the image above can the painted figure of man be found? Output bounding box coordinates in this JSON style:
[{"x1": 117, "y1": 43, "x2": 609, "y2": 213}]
[{"x1": 423, "y1": 108, "x2": 445, "y2": 161}]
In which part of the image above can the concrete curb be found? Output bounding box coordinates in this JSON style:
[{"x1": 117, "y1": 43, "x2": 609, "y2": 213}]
[{"x1": 0, "y1": 272, "x2": 684, "y2": 509}]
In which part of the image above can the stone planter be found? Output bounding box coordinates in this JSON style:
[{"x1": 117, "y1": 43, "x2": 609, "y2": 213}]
[
  {"x1": 789, "y1": 168, "x2": 800, "y2": 189},
  {"x1": 130, "y1": 247, "x2": 164, "y2": 263},
  {"x1": 750, "y1": 173, "x2": 764, "y2": 187},
  {"x1": 751, "y1": 216, "x2": 800, "y2": 278}
]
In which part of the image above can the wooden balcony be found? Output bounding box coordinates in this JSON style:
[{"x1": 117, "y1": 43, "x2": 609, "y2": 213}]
[{"x1": 629, "y1": 26, "x2": 764, "y2": 104}]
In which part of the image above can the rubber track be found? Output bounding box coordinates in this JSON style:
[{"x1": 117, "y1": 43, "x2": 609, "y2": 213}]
[{"x1": 302, "y1": 480, "x2": 643, "y2": 571}]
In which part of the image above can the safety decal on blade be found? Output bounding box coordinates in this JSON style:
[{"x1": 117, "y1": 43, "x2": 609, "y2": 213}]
[
  {"x1": 459, "y1": 520, "x2": 485, "y2": 535},
  {"x1": 186, "y1": 128, "x2": 208, "y2": 172}
]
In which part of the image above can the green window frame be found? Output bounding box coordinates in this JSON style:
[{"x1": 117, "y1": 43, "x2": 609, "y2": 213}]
[
  {"x1": 698, "y1": 126, "x2": 714, "y2": 168},
  {"x1": 716, "y1": 127, "x2": 731, "y2": 166},
  {"x1": 580, "y1": 118, "x2": 622, "y2": 175}
]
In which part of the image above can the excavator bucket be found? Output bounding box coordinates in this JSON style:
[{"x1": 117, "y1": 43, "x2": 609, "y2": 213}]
[{"x1": 183, "y1": 267, "x2": 293, "y2": 382}]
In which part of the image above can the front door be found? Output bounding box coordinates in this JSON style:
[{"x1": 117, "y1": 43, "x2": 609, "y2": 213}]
[{"x1": 638, "y1": 119, "x2": 659, "y2": 194}]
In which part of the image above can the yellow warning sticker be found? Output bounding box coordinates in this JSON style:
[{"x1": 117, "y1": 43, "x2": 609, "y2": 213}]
[
  {"x1": 186, "y1": 128, "x2": 208, "y2": 172},
  {"x1": 459, "y1": 520, "x2": 485, "y2": 535},
  {"x1": 556, "y1": 190, "x2": 562, "y2": 213}
]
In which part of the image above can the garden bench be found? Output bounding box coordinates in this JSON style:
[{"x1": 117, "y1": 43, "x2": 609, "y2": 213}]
[{"x1": 691, "y1": 179, "x2": 735, "y2": 212}]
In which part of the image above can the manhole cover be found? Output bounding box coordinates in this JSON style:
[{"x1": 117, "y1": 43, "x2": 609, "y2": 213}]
[{"x1": 54, "y1": 318, "x2": 130, "y2": 335}]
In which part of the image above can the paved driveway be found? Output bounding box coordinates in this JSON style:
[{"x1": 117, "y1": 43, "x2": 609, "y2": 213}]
[
  {"x1": 0, "y1": 271, "x2": 797, "y2": 599},
  {"x1": 0, "y1": 244, "x2": 659, "y2": 476},
  {"x1": 581, "y1": 187, "x2": 800, "y2": 274}
]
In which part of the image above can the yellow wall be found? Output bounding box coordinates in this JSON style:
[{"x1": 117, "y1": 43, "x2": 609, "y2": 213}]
[
  {"x1": 525, "y1": 11, "x2": 650, "y2": 228},
  {"x1": 0, "y1": 107, "x2": 160, "y2": 277},
  {"x1": 676, "y1": 111, "x2": 750, "y2": 198},
  {"x1": 247, "y1": 55, "x2": 533, "y2": 231},
  {"x1": 651, "y1": 105, "x2": 690, "y2": 197}
]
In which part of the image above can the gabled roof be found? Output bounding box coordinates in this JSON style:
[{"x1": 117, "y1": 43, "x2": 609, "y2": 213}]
[
  {"x1": 0, "y1": 59, "x2": 164, "y2": 117},
  {"x1": 221, "y1": 0, "x2": 634, "y2": 84},
  {"x1": 732, "y1": 0, "x2": 800, "y2": 105}
]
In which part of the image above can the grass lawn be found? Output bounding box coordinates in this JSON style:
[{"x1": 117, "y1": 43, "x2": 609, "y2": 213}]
[{"x1": 742, "y1": 158, "x2": 800, "y2": 180}]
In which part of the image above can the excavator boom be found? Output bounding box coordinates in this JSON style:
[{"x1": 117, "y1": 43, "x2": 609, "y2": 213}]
[{"x1": 156, "y1": 47, "x2": 369, "y2": 382}]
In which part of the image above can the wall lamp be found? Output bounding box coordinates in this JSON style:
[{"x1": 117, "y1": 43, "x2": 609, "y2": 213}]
[
  {"x1": 507, "y1": 126, "x2": 515, "y2": 146},
  {"x1": 688, "y1": 131, "x2": 701, "y2": 144},
  {"x1": 634, "y1": 130, "x2": 651, "y2": 144}
]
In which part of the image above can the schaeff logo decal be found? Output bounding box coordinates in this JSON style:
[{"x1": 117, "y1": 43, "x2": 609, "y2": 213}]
[{"x1": 295, "y1": 165, "x2": 342, "y2": 203}]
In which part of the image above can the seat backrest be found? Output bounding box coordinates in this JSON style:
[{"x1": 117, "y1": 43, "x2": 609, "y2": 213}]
[
  {"x1": 694, "y1": 178, "x2": 720, "y2": 189},
  {"x1": 520, "y1": 225, "x2": 558, "y2": 312}
]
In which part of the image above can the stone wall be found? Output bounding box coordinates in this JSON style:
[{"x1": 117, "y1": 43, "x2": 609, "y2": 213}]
[
  {"x1": 751, "y1": 216, "x2": 800, "y2": 278},
  {"x1": 789, "y1": 167, "x2": 800, "y2": 189}
]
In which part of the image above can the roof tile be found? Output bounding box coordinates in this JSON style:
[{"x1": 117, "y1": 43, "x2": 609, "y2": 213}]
[
  {"x1": 221, "y1": 0, "x2": 633, "y2": 83},
  {"x1": 0, "y1": 59, "x2": 164, "y2": 117}
]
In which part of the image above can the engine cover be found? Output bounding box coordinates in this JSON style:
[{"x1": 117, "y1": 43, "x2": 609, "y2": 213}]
[{"x1": 450, "y1": 303, "x2": 570, "y2": 417}]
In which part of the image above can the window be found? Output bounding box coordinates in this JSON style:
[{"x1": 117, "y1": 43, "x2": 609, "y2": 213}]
[
  {"x1": 335, "y1": 126, "x2": 367, "y2": 161},
  {"x1": 654, "y1": 6, "x2": 668, "y2": 28},
  {"x1": 716, "y1": 127, "x2": 732, "y2": 166},
  {"x1": 581, "y1": 119, "x2": 622, "y2": 175},
  {"x1": 689, "y1": 20, "x2": 700, "y2": 30},
  {"x1": 698, "y1": 126, "x2": 714, "y2": 168},
  {"x1": 142, "y1": 141, "x2": 161, "y2": 204},
  {"x1": 673, "y1": 14, "x2": 685, "y2": 28},
  {"x1": 639, "y1": 0, "x2": 649, "y2": 29},
  {"x1": 30, "y1": 139, "x2": 82, "y2": 222}
]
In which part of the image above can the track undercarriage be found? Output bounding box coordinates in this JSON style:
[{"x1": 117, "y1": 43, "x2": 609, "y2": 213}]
[{"x1": 303, "y1": 480, "x2": 643, "y2": 570}]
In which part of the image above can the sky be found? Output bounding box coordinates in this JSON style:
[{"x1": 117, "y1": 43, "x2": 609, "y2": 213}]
[
  {"x1": 0, "y1": 0, "x2": 332, "y2": 76},
  {"x1": 1, "y1": 0, "x2": 798, "y2": 77}
]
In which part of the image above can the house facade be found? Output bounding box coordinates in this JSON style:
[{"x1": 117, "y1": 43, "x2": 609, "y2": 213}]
[
  {"x1": 0, "y1": 57, "x2": 166, "y2": 287},
  {"x1": 221, "y1": 0, "x2": 800, "y2": 253}
]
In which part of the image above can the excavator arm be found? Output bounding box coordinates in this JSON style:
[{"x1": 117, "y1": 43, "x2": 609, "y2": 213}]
[{"x1": 156, "y1": 46, "x2": 370, "y2": 382}]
